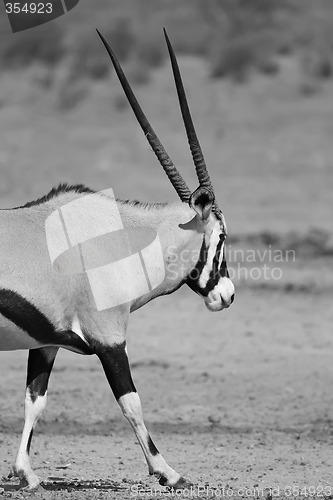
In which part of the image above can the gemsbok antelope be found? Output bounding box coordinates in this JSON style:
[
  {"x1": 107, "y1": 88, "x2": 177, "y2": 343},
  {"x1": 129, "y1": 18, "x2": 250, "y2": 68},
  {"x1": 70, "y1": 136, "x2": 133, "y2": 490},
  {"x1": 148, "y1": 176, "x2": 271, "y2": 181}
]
[{"x1": 0, "y1": 30, "x2": 235, "y2": 491}]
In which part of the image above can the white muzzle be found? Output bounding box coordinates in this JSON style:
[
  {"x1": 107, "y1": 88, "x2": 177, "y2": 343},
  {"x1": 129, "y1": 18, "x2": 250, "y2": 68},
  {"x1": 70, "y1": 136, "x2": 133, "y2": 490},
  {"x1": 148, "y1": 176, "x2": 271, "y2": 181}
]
[{"x1": 204, "y1": 277, "x2": 235, "y2": 312}]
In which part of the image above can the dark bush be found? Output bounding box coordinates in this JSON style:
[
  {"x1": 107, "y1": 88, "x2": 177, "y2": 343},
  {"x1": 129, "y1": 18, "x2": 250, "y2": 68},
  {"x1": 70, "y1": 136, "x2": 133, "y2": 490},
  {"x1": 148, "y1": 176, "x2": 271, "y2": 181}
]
[
  {"x1": 1, "y1": 25, "x2": 64, "y2": 68},
  {"x1": 211, "y1": 32, "x2": 277, "y2": 82},
  {"x1": 126, "y1": 60, "x2": 151, "y2": 86},
  {"x1": 135, "y1": 40, "x2": 165, "y2": 69},
  {"x1": 211, "y1": 37, "x2": 257, "y2": 82},
  {"x1": 301, "y1": 49, "x2": 333, "y2": 81},
  {"x1": 298, "y1": 81, "x2": 320, "y2": 97},
  {"x1": 56, "y1": 79, "x2": 88, "y2": 111},
  {"x1": 106, "y1": 19, "x2": 135, "y2": 62},
  {"x1": 113, "y1": 93, "x2": 129, "y2": 112},
  {"x1": 207, "y1": 0, "x2": 295, "y2": 81},
  {"x1": 70, "y1": 34, "x2": 111, "y2": 82},
  {"x1": 69, "y1": 18, "x2": 136, "y2": 81},
  {"x1": 257, "y1": 58, "x2": 279, "y2": 76},
  {"x1": 3, "y1": 0, "x2": 333, "y2": 93}
]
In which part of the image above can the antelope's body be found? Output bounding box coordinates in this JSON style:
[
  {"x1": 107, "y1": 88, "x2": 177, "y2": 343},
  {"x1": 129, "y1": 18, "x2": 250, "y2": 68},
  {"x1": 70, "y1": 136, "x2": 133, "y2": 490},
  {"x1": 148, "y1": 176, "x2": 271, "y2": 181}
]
[
  {"x1": 0, "y1": 31, "x2": 234, "y2": 491},
  {"x1": 0, "y1": 191, "x2": 224, "y2": 353}
]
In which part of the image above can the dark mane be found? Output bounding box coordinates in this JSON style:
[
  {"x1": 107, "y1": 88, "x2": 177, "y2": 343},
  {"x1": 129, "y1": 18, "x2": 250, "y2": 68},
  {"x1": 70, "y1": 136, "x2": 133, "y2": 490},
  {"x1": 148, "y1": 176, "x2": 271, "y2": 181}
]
[
  {"x1": 12, "y1": 183, "x2": 95, "y2": 209},
  {"x1": 9, "y1": 184, "x2": 168, "y2": 211},
  {"x1": 116, "y1": 199, "x2": 168, "y2": 210}
]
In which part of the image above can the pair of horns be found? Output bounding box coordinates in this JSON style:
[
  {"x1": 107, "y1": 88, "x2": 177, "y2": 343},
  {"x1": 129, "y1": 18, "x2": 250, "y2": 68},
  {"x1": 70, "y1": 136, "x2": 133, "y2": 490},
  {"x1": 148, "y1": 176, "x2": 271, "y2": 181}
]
[{"x1": 97, "y1": 28, "x2": 220, "y2": 215}]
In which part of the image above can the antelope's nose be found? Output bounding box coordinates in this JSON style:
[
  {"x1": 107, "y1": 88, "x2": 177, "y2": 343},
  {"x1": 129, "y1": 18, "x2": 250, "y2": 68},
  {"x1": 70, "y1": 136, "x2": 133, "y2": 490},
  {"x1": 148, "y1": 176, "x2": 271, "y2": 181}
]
[
  {"x1": 218, "y1": 277, "x2": 235, "y2": 308},
  {"x1": 221, "y1": 291, "x2": 235, "y2": 308},
  {"x1": 204, "y1": 277, "x2": 235, "y2": 311}
]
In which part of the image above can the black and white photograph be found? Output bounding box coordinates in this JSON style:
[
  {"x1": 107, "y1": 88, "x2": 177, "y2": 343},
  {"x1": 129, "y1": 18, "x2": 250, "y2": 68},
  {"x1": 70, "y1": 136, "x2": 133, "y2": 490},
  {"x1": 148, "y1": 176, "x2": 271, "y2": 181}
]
[{"x1": 0, "y1": 1, "x2": 332, "y2": 498}]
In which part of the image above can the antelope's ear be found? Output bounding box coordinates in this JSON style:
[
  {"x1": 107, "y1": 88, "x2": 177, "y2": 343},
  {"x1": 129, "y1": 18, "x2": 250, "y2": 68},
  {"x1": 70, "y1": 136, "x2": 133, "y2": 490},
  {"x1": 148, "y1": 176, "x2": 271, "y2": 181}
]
[{"x1": 189, "y1": 187, "x2": 214, "y2": 221}]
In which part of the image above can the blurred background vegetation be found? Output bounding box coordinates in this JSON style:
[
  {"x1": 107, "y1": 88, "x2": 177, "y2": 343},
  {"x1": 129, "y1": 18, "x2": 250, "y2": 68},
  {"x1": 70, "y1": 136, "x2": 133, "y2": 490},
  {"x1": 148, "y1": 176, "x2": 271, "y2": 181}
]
[{"x1": 1, "y1": 0, "x2": 333, "y2": 92}]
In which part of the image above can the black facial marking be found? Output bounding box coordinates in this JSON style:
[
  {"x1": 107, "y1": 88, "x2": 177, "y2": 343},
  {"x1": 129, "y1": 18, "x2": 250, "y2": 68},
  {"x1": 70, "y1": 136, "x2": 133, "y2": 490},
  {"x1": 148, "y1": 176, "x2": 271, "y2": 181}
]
[
  {"x1": 97, "y1": 342, "x2": 136, "y2": 401},
  {"x1": 186, "y1": 233, "x2": 229, "y2": 297},
  {"x1": 202, "y1": 245, "x2": 229, "y2": 294},
  {"x1": 0, "y1": 289, "x2": 92, "y2": 354},
  {"x1": 148, "y1": 436, "x2": 159, "y2": 456},
  {"x1": 211, "y1": 239, "x2": 229, "y2": 281},
  {"x1": 212, "y1": 236, "x2": 224, "y2": 277},
  {"x1": 186, "y1": 237, "x2": 208, "y2": 295},
  {"x1": 220, "y1": 246, "x2": 229, "y2": 279}
]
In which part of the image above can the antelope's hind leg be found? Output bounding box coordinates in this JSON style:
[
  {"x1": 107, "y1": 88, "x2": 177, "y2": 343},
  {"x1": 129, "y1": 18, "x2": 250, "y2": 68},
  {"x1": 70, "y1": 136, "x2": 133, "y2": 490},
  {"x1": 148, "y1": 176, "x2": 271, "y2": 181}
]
[
  {"x1": 97, "y1": 341, "x2": 188, "y2": 489},
  {"x1": 11, "y1": 347, "x2": 58, "y2": 491}
]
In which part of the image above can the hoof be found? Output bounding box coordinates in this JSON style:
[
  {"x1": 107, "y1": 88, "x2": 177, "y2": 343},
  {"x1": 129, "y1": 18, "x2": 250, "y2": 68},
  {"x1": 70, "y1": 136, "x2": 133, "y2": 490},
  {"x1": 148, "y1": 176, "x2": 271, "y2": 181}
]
[
  {"x1": 170, "y1": 477, "x2": 192, "y2": 491},
  {"x1": 159, "y1": 475, "x2": 191, "y2": 490},
  {"x1": 159, "y1": 476, "x2": 168, "y2": 486},
  {"x1": 12, "y1": 469, "x2": 41, "y2": 492},
  {"x1": 21, "y1": 483, "x2": 44, "y2": 493},
  {"x1": 6, "y1": 472, "x2": 14, "y2": 481}
]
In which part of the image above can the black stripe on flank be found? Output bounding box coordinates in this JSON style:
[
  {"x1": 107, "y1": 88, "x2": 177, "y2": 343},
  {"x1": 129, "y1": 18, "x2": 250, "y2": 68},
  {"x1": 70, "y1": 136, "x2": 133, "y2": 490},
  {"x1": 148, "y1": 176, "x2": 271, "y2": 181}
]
[
  {"x1": 0, "y1": 289, "x2": 92, "y2": 354},
  {"x1": 148, "y1": 436, "x2": 159, "y2": 456}
]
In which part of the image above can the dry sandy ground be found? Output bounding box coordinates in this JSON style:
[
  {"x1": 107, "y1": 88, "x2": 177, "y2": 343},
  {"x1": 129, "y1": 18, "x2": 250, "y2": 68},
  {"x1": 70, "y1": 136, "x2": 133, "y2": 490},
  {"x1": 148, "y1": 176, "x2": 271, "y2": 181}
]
[{"x1": 0, "y1": 281, "x2": 332, "y2": 499}]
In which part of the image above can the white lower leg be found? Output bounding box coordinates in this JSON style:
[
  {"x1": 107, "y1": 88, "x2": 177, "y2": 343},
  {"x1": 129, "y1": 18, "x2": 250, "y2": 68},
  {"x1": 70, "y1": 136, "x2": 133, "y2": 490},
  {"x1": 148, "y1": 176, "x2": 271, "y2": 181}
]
[
  {"x1": 118, "y1": 392, "x2": 181, "y2": 486},
  {"x1": 14, "y1": 390, "x2": 47, "y2": 489}
]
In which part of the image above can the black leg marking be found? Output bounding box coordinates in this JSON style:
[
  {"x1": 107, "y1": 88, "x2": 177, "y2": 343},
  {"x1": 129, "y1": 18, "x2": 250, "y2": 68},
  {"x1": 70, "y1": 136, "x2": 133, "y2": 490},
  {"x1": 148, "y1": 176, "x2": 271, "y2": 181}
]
[
  {"x1": 0, "y1": 289, "x2": 92, "y2": 354},
  {"x1": 159, "y1": 476, "x2": 168, "y2": 486},
  {"x1": 26, "y1": 348, "x2": 58, "y2": 402},
  {"x1": 97, "y1": 341, "x2": 182, "y2": 487},
  {"x1": 97, "y1": 342, "x2": 136, "y2": 400},
  {"x1": 12, "y1": 347, "x2": 59, "y2": 491},
  {"x1": 26, "y1": 430, "x2": 33, "y2": 454},
  {"x1": 148, "y1": 436, "x2": 159, "y2": 456}
]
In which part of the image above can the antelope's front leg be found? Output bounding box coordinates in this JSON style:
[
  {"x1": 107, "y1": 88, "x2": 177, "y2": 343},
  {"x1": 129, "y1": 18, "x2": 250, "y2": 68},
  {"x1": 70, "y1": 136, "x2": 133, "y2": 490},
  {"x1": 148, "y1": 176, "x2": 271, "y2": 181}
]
[
  {"x1": 97, "y1": 341, "x2": 187, "y2": 489},
  {"x1": 11, "y1": 347, "x2": 58, "y2": 491}
]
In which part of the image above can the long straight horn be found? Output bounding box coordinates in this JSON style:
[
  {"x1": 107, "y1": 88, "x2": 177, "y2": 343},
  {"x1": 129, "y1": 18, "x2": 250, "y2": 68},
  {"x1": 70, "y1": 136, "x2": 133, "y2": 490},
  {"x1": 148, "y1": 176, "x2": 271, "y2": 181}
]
[
  {"x1": 97, "y1": 29, "x2": 191, "y2": 203},
  {"x1": 163, "y1": 29, "x2": 213, "y2": 195}
]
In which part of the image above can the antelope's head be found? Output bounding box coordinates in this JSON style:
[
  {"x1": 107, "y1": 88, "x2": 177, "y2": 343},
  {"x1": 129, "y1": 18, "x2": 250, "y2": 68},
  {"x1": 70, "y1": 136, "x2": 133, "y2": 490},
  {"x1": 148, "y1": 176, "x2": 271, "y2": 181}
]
[{"x1": 97, "y1": 29, "x2": 235, "y2": 312}]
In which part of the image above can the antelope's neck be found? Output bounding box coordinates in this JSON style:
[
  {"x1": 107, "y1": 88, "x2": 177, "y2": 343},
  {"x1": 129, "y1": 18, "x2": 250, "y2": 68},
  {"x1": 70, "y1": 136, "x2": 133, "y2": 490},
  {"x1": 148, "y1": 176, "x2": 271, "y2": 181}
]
[
  {"x1": 117, "y1": 201, "x2": 203, "y2": 310},
  {"x1": 18, "y1": 191, "x2": 202, "y2": 312}
]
